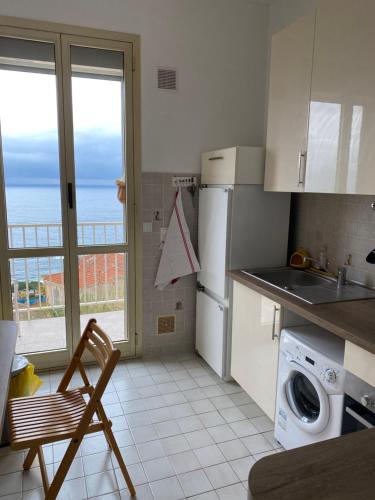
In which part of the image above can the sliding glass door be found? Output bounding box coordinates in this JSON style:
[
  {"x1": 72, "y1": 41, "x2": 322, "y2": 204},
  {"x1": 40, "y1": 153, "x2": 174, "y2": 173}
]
[{"x1": 0, "y1": 27, "x2": 137, "y2": 368}]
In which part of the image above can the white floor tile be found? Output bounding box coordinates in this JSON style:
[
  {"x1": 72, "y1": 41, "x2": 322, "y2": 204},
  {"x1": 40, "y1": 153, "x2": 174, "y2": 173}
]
[
  {"x1": 207, "y1": 424, "x2": 237, "y2": 444},
  {"x1": 169, "y1": 402, "x2": 195, "y2": 419},
  {"x1": 176, "y1": 415, "x2": 204, "y2": 433},
  {"x1": 229, "y1": 456, "x2": 256, "y2": 482},
  {"x1": 238, "y1": 403, "x2": 264, "y2": 419},
  {"x1": 125, "y1": 411, "x2": 151, "y2": 428},
  {"x1": 229, "y1": 392, "x2": 253, "y2": 406},
  {"x1": 176, "y1": 378, "x2": 198, "y2": 391},
  {"x1": 219, "y1": 407, "x2": 246, "y2": 424},
  {"x1": 113, "y1": 430, "x2": 134, "y2": 448},
  {"x1": 130, "y1": 424, "x2": 158, "y2": 444},
  {"x1": 190, "y1": 492, "x2": 219, "y2": 500},
  {"x1": 111, "y1": 445, "x2": 140, "y2": 468},
  {"x1": 199, "y1": 411, "x2": 226, "y2": 428},
  {"x1": 0, "y1": 452, "x2": 24, "y2": 474},
  {"x1": 160, "y1": 435, "x2": 190, "y2": 455},
  {"x1": 115, "y1": 463, "x2": 147, "y2": 488},
  {"x1": 53, "y1": 457, "x2": 84, "y2": 481},
  {"x1": 1, "y1": 471, "x2": 24, "y2": 495},
  {"x1": 216, "y1": 437, "x2": 249, "y2": 461},
  {"x1": 119, "y1": 483, "x2": 153, "y2": 499},
  {"x1": 216, "y1": 482, "x2": 247, "y2": 500},
  {"x1": 142, "y1": 456, "x2": 175, "y2": 482},
  {"x1": 251, "y1": 415, "x2": 274, "y2": 433},
  {"x1": 185, "y1": 429, "x2": 214, "y2": 449},
  {"x1": 148, "y1": 407, "x2": 172, "y2": 424},
  {"x1": 56, "y1": 476, "x2": 87, "y2": 500},
  {"x1": 85, "y1": 469, "x2": 118, "y2": 497},
  {"x1": 193, "y1": 445, "x2": 226, "y2": 468},
  {"x1": 170, "y1": 450, "x2": 201, "y2": 475},
  {"x1": 210, "y1": 396, "x2": 235, "y2": 410},
  {"x1": 81, "y1": 435, "x2": 109, "y2": 456},
  {"x1": 154, "y1": 420, "x2": 181, "y2": 439},
  {"x1": 182, "y1": 388, "x2": 206, "y2": 401},
  {"x1": 162, "y1": 392, "x2": 187, "y2": 406},
  {"x1": 136, "y1": 440, "x2": 165, "y2": 462},
  {"x1": 82, "y1": 451, "x2": 113, "y2": 476},
  {"x1": 204, "y1": 462, "x2": 239, "y2": 489},
  {"x1": 178, "y1": 469, "x2": 213, "y2": 497},
  {"x1": 229, "y1": 419, "x2": 258, "y2": 438},
  {"x1": 191, "y1": 399, "x2": 216, "y2": 414},
  {"x1": 241, "y1": 434, "x2": 274, "y2": 455},
  {"x1": 149, "y1": 476, "x2": 184, "y2": 500}
]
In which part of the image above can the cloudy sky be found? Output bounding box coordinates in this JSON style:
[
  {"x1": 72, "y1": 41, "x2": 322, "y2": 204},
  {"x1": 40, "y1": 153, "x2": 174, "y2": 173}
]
[{"x1": 0, "y1": 70, "x2": 124, "y2": 185}]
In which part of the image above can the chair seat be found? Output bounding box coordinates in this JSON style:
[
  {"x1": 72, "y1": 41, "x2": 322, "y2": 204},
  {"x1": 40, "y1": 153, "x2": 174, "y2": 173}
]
[{"x1": 8, "y1": 389, "x2": 87, "y2": 450}]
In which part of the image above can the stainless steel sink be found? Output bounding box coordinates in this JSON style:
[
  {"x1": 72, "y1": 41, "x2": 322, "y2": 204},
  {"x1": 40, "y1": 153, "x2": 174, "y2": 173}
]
[{"x1": 240, "y1": 267, "x2": 375, "y2": 304}]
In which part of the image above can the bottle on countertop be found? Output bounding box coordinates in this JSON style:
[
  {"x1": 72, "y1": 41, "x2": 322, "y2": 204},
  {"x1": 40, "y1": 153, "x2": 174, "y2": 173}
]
[{"x1": 318, "y1": 246, "x2": 327, "y2": 271}]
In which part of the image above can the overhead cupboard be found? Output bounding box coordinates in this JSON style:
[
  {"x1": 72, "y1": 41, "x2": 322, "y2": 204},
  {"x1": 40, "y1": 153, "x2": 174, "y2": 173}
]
[{"x1": 264, "y1": 0, "x2": 375, "y2": 194}]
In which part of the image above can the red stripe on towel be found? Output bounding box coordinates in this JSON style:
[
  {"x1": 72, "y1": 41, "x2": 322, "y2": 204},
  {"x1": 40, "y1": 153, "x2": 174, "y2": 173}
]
[{"x1": 175, "y1": 192, "x2": 195, "y2": 273}]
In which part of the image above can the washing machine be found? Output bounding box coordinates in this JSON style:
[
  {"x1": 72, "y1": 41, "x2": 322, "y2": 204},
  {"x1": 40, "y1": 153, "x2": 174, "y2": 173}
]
[{"x1": 275, "y1": 324, "x2": 346, "y2": 450}]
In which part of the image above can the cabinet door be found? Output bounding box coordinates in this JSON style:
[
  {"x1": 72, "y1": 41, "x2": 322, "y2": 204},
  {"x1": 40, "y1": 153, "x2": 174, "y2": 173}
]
[
  {"x1": 306, "y1": 0, "x2": 375, "y2": 194},
  {"x1": 231, "y1": 282, "x2": 280, "y2": 421},
  {"x1": 264, "y1": 11, "x2": 316, "y2": 192}
]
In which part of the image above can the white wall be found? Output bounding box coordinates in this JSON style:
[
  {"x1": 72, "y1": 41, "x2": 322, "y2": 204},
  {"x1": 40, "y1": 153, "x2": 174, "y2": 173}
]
[
  {"x1": 0, "y1": 0, "x2": 270, "y2": 173},
  {"x1": 269, "y1": 0, "x2": 319, "y2": 34}
]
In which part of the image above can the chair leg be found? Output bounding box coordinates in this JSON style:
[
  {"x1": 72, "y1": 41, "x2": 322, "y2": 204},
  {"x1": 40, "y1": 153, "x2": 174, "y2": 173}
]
[
  {"x1": 104, "y1": 423, "x2": 136, "y2": 497},
  {"x1": 23, "y1": 447, "x2": 38, "y2": 470},
  {"x1": 37, "y1": 446, "x2": 50, "y2": 494},
  {"x1": 45, "y1": 438, "x2": 81, "y2": 500}
]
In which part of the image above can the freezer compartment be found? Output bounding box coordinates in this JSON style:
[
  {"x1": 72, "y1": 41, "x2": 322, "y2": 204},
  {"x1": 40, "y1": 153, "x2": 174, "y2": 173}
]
[{"x1": 196, "y1": 290, "x2": 228, "y2": 378}]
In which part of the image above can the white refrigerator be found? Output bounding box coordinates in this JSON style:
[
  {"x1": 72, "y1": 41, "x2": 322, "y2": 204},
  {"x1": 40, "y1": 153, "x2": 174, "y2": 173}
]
[{"x1": 195, "y1": 148, "x2": 290, "y2": 380}]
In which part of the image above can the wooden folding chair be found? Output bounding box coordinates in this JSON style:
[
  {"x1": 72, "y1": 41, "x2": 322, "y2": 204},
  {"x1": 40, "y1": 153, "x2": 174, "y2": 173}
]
[{"x1": 7, "y1": 318, "x2": 136, "y2": 499}]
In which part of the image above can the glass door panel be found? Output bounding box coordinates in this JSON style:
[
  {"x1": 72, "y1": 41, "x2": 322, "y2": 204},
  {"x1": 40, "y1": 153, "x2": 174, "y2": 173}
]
[
  {"x1": 0, "y1": 37, "x2": 63, "y2": 249},
  {"x1": 10, "y1": 256, "x2": 66, "y2": 354},
  {"x1": 61, "y1": 35, "x2": 135, "y2": 357},
  {"x1": 78, "y1": 252, "x2": 128, "y2": 341},
  {"x1": 70, "y1": 45, "x2": 127, "y2": 246},
  {"x1": 0, "y1": 32, "x2": 71, "y2": 367}
]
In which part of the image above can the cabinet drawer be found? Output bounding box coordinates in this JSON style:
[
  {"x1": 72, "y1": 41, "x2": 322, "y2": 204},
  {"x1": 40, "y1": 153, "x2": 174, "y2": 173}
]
[
  {"x1": 201, "y1": 146, "x2": 264, "y2": 185},
  {"x1": 344, "y1": 341, "x2": 375, "y2": 387},
  {"x1": 202, "y1": 147, "x2": 237, "y2": 184}
]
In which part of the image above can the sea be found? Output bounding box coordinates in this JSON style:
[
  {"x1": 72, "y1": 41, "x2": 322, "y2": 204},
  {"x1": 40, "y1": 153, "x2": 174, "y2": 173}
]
[{"x1": 6, "y1": 184, "x2": 125, "y2": 281}]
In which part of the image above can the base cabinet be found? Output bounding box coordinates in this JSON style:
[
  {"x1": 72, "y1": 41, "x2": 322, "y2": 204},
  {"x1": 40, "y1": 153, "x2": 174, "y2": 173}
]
[{"x1": 231, "y1": 282, "x2": 281, "y2": 421}]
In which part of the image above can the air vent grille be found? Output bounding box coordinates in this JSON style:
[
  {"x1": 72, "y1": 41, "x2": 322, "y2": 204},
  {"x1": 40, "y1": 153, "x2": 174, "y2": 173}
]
[
  {"x1": 157, "y1": 315, "x2": 176, "y2": 334},
  {"x1": 158, "y1": 68, "x2": 177, "y2": 90}
]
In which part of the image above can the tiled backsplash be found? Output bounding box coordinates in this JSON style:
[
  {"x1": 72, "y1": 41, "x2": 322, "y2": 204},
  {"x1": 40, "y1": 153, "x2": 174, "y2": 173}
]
[
  {"x1": 291, "y1": 193, "x2": 375, "y2": 287},
  {"x1": 142, "y1": 173, "x2": 199, "y2": 355}
]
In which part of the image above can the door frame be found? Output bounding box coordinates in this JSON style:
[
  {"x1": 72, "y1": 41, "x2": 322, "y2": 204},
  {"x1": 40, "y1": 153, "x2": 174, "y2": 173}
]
[{"x1": 0, "y1": 16, "x2": 142, "y2": 369}]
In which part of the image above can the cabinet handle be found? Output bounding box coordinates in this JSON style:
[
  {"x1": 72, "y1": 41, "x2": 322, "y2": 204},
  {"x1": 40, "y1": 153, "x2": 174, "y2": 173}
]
[
  {"x1": 208, "y1": 156, "x2": 224, "y2": 161},
  {"x1": 272, "y1": 305, "x2": 280, "y2": 340},
  {"x1": 298, "y1": 150, "x2": 307, "y2": 186}
]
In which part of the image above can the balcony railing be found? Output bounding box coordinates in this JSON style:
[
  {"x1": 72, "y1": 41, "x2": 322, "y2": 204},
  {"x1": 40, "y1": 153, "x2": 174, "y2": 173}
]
[{"x1": 8, "y1": 221, "x2": 125, "y2": 321}]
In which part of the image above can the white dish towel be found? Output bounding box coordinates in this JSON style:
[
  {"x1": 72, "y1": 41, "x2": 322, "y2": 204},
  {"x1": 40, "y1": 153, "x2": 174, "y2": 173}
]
[{"x1": 155, "y1": 189, "x2": 200, "y2": 290}]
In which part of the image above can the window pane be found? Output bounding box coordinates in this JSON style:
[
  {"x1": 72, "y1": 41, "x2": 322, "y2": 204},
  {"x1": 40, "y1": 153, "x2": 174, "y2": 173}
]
[
  {"x1": 0, "y1": 37, "x2": 63, "y2": 249},
  {"x1": 10, "y1": 256, "x2": 66, "y2": 354},
  {"x1": 70, "y1": 45, "x2": 126, "y2": 246},
  {"x1": 78, "y1": 253, "x2": 128, "y2": 342}
]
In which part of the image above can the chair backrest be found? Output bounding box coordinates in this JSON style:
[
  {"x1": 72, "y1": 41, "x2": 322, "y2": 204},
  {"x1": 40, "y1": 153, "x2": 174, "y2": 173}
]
[
  {"x1": 57, "y1": 318, "x2": 120, "y2": 396},
  {"x1": 83, "y1": 319, "x2": 115, "y2": 370}
]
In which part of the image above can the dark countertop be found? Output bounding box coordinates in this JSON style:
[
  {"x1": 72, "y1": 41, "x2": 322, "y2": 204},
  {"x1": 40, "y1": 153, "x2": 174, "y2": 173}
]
[
  {"x1": 248, "y1": 428, "x2": 375, "y2": 500},
  {"x1": 228, "y1": 269, "x2": 375, "y2": 355}
]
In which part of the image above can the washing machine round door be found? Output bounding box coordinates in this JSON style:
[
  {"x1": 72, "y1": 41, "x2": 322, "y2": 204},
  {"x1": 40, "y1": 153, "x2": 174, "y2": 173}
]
[{"x1": 281, "y1": 361, "x2": 330, "y2": 434}]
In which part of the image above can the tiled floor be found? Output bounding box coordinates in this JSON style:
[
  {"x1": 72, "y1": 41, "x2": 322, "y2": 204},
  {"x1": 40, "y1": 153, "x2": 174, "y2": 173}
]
[{"x1": 0, "y1": 353, "x2": 282, "y2": 499}]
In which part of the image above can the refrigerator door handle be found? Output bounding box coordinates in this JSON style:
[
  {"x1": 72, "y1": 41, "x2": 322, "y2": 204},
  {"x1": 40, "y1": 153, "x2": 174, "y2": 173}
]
[{"x1": 197, "y1": 282, "x2": 205, "y2": 292}]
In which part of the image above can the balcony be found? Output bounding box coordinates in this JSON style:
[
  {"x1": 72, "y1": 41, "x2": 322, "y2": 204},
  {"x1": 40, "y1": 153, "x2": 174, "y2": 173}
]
[{"x1": 8, "y1": 221, "x2": 127, "y2": 355}]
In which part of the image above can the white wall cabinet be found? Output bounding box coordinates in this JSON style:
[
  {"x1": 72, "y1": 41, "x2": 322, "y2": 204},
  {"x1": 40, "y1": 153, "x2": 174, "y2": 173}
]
[
  {"x1": 265, "y1": 0, "x2": 375, "y2": 195},
  {"x1": 231, "y1": 281, "x2": 281, "y2": 421},
  {"x1": 305, "y1": 0, "x2": 375, "y2": 194},
  {"x1": 264, "y1": 11, "x2": 316, "y2": 192}
]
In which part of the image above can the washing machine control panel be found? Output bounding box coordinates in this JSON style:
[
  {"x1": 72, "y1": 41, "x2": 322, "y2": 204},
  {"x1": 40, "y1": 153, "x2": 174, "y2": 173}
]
[{"x1": 285, "y1": 342, "x2": 343, "y2": 390}]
